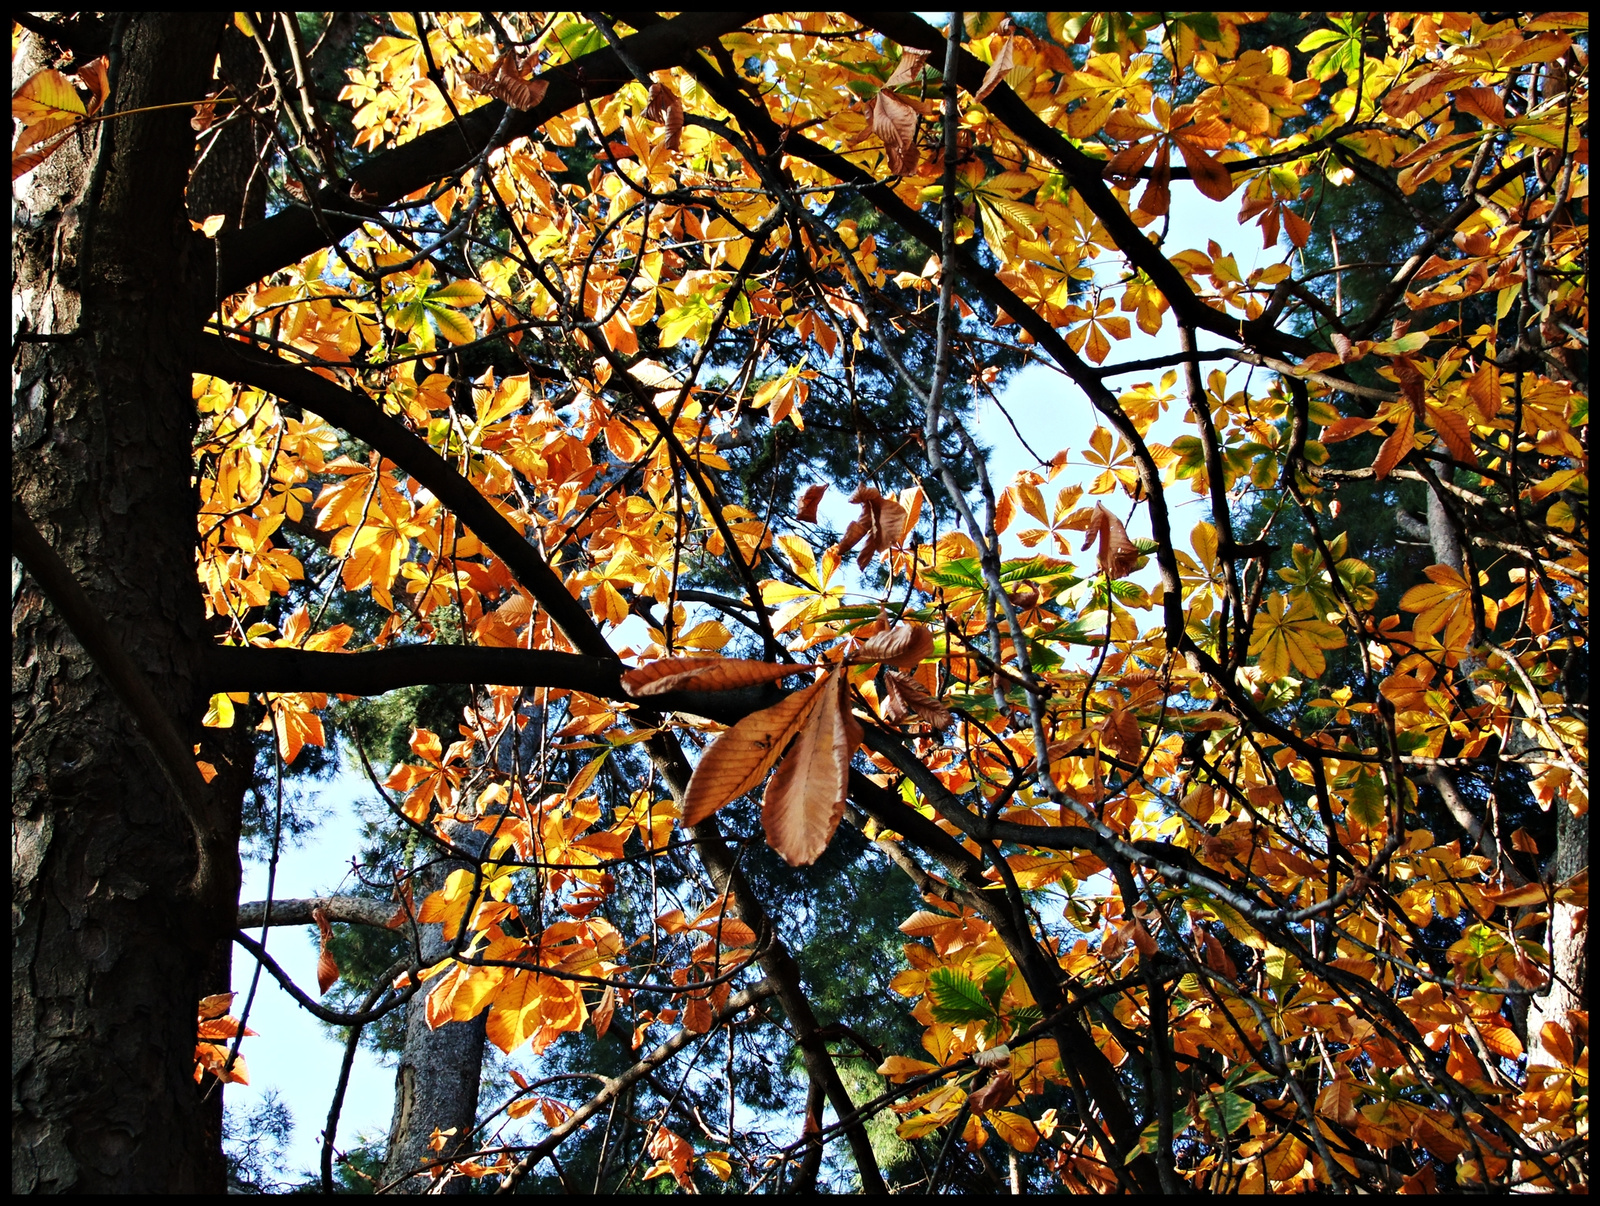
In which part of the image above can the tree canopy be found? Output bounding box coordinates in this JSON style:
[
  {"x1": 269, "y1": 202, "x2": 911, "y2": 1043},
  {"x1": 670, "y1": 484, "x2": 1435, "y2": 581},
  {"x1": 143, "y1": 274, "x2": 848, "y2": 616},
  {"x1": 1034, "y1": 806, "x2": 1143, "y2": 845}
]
[{"x1": 10, "y1": 10, "x2": 1587, "y2": 1194}]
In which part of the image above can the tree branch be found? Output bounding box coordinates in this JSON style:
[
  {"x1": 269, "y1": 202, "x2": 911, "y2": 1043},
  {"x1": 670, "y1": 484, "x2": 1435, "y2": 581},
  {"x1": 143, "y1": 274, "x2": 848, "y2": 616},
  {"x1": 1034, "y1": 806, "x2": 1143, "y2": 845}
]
[
  {"x1": 211, "y1": 12, "x2": 762, "y2": 294},
  {"x1": 191, "y1": 333, "x2": 614, "y2": 658},
  {"x1": 237, "y1": 894, "x2": 402, "y2": 930}
]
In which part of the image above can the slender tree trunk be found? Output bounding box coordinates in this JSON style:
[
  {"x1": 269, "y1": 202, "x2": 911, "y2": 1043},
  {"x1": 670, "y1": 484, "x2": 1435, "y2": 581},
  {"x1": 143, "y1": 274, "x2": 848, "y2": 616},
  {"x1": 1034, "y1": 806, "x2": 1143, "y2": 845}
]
[
  {"x1": 11, "y1": 13, "x2": 242, "y2": 1192},
  {"x1": 381, "y1": 828, "x2": 489, "y2": 1193}
]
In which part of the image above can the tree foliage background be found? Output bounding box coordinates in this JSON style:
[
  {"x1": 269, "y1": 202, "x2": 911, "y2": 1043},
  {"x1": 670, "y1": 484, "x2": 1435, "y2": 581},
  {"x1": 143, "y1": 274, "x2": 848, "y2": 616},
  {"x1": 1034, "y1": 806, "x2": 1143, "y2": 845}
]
[{"x1": 10, "y1": 9, "x2": 1587, "y2": 1194}]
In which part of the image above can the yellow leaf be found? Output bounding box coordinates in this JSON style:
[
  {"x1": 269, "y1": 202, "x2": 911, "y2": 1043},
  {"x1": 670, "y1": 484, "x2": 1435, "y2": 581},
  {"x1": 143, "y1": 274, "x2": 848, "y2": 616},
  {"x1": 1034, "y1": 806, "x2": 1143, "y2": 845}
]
[
  {"x1": 701, "y1": 1151, "x2": 732, "y2": 1181},
  {"x1": 876, "y1": 1054, "x2": 939, "y2": 1081},
  {"x1": 986, "y1": 1109, "x2": 1040, "y2": 1152},
  {"x1": 1248, "y1": 592, "x2": 1345, "y2": 679}
]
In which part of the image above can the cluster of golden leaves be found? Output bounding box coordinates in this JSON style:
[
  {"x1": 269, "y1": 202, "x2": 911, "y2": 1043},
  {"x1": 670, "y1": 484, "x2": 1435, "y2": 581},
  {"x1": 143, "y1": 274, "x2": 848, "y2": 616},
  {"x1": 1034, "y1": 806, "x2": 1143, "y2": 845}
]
[{"x1": 148, "y1": 9, "x2": 1591, "y2": 1192}]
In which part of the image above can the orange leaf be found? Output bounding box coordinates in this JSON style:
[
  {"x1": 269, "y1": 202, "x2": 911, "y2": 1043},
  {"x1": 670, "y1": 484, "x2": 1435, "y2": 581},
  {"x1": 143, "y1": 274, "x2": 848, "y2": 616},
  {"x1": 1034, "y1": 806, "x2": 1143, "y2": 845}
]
[
  {"x1": 681, "y1": 677, "x2": 828, "y2": 825},
  {"x1": 317, "y1": 948, "x2": 341, "y2": 995},
  {"x1": 622, "y1": 656, "x2": 804, "y2": 697},
  {"x1": 1081, "y1": 502, "x2": 1139, "y2": 579},
  {"x1": 1427, "y1": 404, "x2": 1478, "y2": 467},
  {"x1": 683, "y1": 996, "x2": 713, "y2": 1034},
  {"x1": 198, "y1": 991, "x2": 236, "y2": 1021},
  {"x1": 761, "y1": 669, "x2": 860, "y2": 866},
  {"x1": 1372, "y1": 409, "x2": 1414, "y2": 480},
  {"x1": 1175, "y1": 138, "x2": 1236, "y2": 200}
]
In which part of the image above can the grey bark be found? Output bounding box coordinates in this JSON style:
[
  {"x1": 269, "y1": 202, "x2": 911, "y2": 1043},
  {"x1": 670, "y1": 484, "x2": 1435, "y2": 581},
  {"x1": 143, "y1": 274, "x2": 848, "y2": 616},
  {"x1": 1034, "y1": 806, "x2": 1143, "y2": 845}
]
[
  {"x1": 12, "y1": 13, "x2": 242, "y2": 1192},
  {"x1": 380, "y1": 827, "x2": 491, "y2": 1194}
]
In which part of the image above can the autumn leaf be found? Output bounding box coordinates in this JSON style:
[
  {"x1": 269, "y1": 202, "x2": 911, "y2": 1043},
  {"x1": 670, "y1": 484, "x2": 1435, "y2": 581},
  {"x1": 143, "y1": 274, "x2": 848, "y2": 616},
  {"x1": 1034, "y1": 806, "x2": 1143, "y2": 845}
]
[
  {"x1": 839, "y1": 485, "x2": 909, "y2": 567},
  {"x1": 1099, "y1": 708, "x2": 1142, "y2": 764},
  {"x1": 861, "y1": 88, "x2": 921, "y2": 175},
  {"x1": 621, "y1": 657, "x2": 804, "y2": 697},
  {"x1": 857, "y1": 623, "x2": 934, "y2": 669},
  {"x1": 968, "y1": 1068, "x2": 1016, "y2": 1113},
  {"x1": 881, "y1": 668, "x2": 953, "y2": 729},
  {"x1": 643, "y1": 79, "x2": 684, "y2": 151},
  {"x1": 973, "y1": 36, "x2": 1015, "y2": 102},
  {"x1": 761, "y1": 669, "x2": 861, "y2": 866},
  {"x1": 313, "y1": 905, "x2": 341, "y2": 994},
  {"x1": 1399, "y1": 563, "x2": 1476, "y2": 646},
  {"x1": 1248, "y1": 592, "x2": 1346, "y2": 679},
  {"x1": 680, "y1": 676, "x2": 829, "y2": 826},
  {"x1": 462, "y1": 51, "x2": 548, "y2": 111},
  {"x1": 796, "y1": 483, "x2": 827, "y2": 523},
  {"x1": 987, "y1": 1109, "x2": 1040, "y2": 1152},
  {"x1": 882, "y1": 48, "x2": 930, "y2": 88},
  {"x1": 1081, "y1": 502, "x2": 1139, "y2": 579}
]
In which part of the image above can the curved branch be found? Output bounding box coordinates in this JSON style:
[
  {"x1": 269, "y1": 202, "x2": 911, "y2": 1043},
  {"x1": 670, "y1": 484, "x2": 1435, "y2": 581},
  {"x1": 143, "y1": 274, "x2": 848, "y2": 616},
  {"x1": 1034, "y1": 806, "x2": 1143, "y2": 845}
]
[{"x1": 190, "y1": 333, "x2": 614, "y2": 659}]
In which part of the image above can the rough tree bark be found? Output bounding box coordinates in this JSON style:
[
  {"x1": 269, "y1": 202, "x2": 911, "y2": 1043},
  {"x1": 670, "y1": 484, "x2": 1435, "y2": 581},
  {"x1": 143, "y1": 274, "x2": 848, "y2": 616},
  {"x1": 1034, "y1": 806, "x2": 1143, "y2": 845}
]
[
  {"x1": 380, "y1": 828, "x2": 490, "y2": 1194},
  {"x1": 11, "y1": 13, "x2": 244, "y2": 1193}
]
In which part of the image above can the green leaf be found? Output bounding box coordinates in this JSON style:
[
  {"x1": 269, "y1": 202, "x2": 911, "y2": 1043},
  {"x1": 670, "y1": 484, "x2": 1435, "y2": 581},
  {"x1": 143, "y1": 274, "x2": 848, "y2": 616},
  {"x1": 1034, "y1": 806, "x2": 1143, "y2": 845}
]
[
  {"x1": 927, "y1": 968, "x2": 995, "y2": 1025},
  {"x1": 980, "y1": 964, "x2": 1009, "y2": 1012},
  {"x1": 1349, "y1": 768, "x2": 1386, "y2": 827},
  {"x1": 1195, "y1": 1089, "x2": 1257, "y2": 1137}
]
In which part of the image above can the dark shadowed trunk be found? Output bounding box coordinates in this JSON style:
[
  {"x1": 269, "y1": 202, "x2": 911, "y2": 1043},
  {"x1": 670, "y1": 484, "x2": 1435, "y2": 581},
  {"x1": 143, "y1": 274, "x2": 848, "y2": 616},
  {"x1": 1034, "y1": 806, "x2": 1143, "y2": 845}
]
[{"x1": 11, "y1": 13, "x2": 244, "y2": 1192}]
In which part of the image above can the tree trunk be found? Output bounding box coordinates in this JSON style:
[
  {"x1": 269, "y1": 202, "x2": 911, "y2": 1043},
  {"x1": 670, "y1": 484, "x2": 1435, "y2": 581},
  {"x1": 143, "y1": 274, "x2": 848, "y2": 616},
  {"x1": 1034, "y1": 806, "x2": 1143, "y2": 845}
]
[
  {"x1": 380, "y1": 828, "x2": 490, "y2": 1193},
  {"x1": 11, "y1": 13, "x2": 242, "y2": 1193}
]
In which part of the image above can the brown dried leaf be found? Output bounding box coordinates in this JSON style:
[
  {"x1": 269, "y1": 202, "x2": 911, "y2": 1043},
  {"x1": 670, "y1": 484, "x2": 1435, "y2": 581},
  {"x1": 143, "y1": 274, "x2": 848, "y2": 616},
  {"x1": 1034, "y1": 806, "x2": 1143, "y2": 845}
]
[
  {"x1": 796, "y1": 483, "x2": 827, "y2": 523},
  {"x1": 317, "y1": 948, "x2": 341, "y2": 995},
  {"x1": 622, "y1": 657, "x2": 803, "y2": 698},
  {"x1": 761, "y1": 670, "x2": 861, "y2": 867},
  {"x1": 881, "y1": 669, "x2": 953, "y2": 730},
  {"x1": 867, "y1": 89, "x2": 920, "y2": 175},
  {"x1": 1200, "y1": 929, "x2": 1238, "y2": 978},
  {"x1": 1100, "y1": 708, "x2": 1142, "y2": 764},
  {"x1": 593, "y1": 985, "x2": 616, "y2": 1039},
  {"x1": 973, "y1": 37, "x2": 1015, "y2": 102},
  {"x1": 967, "y1": 1069, "x2": 1016, "y2": 1113},
  {"x1": 681, "y1": 677, "x2": 828, "y2": 825},
  {"x1": 883, "y1": 48, "x2": 931, "y2": 88},
  {"x1": 858, "y1": 623, "x2": 935, "y2": 670},
  {"x1": 1081, "y1": 502, "x2": 1139, "y2": 579},
  {"x1": 839, "y1": 485, "x2": 909, "y2": 568},
  {"x1": 463, "y1": 52, "x2": 548, "y2": 111},
  {"x1": 643, "y1": 80, "x2": 684, "y2": 150},
  {"x1": 1174, "y1": 138, "x2": 1236, "y2": 201}
]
